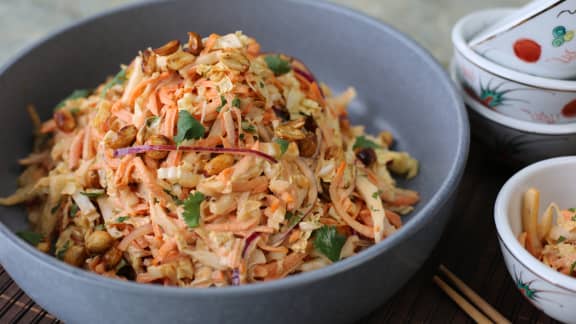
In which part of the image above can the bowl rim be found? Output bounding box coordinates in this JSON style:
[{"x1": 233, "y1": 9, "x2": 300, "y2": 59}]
[
  {"x1": 449, "y1": 62, "x2": 576, "y2": 135},
  {"x1": 0, "y1": 0, "x2": 469, "y2": 295},
  {"x1": 494, "y1": 156, "x2": 576, "y2": 292},
  {"x1": 452, "y1": 8, "x2": 576, "y2": 92}
]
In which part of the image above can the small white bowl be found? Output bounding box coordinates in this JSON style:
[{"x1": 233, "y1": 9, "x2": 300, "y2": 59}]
[
  {"x1": 453, "y1": 8, "x2": 576, "y2": 124},
  {"x1": 495, "y1": 157, "x2": 576, "y2": 323},
  {"x1": 470, "y1": 0, "x2": 576, "y2": 79},
  {"x1": 450, "y1": 63, "x2": 576, "y2": 164}
]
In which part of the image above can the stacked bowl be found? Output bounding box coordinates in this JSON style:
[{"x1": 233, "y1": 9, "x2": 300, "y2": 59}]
[{"x1": 451, "y1": 7, "x2": 576, "y2": 165}]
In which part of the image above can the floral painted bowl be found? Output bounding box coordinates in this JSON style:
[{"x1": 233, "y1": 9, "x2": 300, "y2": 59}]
[
  {"x1": 470, "y1": 0, "x2": 576, "y2": 79},
  {"x1": 495, "y1": 157, "x2": 576, "y2": 323},
  {"x1": 453, "y1": 8, "x2": 576, "y2": 124}
]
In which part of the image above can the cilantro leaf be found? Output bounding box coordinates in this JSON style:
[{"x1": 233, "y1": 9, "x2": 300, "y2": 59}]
[
  {"x1": 274, "y1": 138, "x2": 289, "y2": 155},
  {"x1": 55, "y1": 89, "x2": 91, "y2": 110},
  {"x1": 558, "y1": 235, "x2": 566, "y2": 243},
  {"x1": 174, "y1": 110, "x2": 205, "y2": 144},
  {"x1": 183, "y1": 192, "x2": 205, "y2": 228},
  {"x1": 56, "y1": 241, "x2": 70, "y2": 259},
  {"x1": 313, "y1": 226, "x2": 346, "y2": 262},
  {"x1": 285, "y1": 211, "x2": 303, "y2": 227},
  {"x1": 16, "y1": 231, "x2": 44, "y2": 246},
  {"x1": 569, "y1": 208, "x2": 576, "y2": 212},
  {"x1": 101, "y1": 69, "x2": 127, "y2": 98},
  {"x1": 116, "y1": 216, "x2": 129, "y2": 223},
  {"x1": 572, "y1": 215, "x2": 576, "y2": 222},
  {"x1": 232, "y1": 97, "x2": 241, "y2": 108},
  {"x1": 353, "y1": 136, "x2": 382, "y2": 150},
  {"x1": 264, "y1": 55, "x2": 291, "y2": 76},
  {"x1": 571, "y1": 261, "x2": 576, "y2": 275},
  {"x1": 216, "y1": 95, "x2": 227, "y2": 113},
  {"x1": 241, "y1": 121, "x2": 256, "y2": 133}
]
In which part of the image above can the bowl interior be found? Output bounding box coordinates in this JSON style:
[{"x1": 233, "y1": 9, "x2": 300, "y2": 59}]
[
  {"x1": 0, "y1": 0, "x2": 467, "y2": 287},
  {"x1": 495, "y1": 157, "x2": 576, "y2": 291}
]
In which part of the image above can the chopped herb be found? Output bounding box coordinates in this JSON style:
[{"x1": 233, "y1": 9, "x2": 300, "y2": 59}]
[
  {"x1": 174, "y1": 110, "x2": 205, "y2": 144},
  {"x1": 569, "y1": 208, "x2": 576, "y2": 212},
  {"x1": 232, "y1": 97, "x2": 241, "y2": 108},
  {"x1": 69, "y1": 203, "x2": 79, "y2": 218},
  {"x1": 183, "y1": 192, "x2": 205, "y2": 228},
  {"x1": 313, "y1": 226, "x2": 346, "y2": 262},
  {"x1": 80, "y1": 189, "x2": 105, "y2": 198},
  {"x1": 371, "y1": 191, "x2": 382, "y2": 199},
  {"x1": 259, "y1": 81, "x2": 264, "y2": 88},
  {"x1": 241, "y1": 121, "x2": 256, "y2": 133},
  {"x1": 353, "y1": 136, "x2": 382, "y2": 150},
  {"x1": 572, "y1": 215, "x2": 576, "y2": 222},
  {"x1": 55, "y1": 89, "x2": 91, "y2": 110},
  {"x1": 264, "y1": 55, "x2": 291, "y2": 76},
  {"x1": 274, "y1": 138, "x2": 289, "y2": 155},
  {"x1": 558, "y1": 236, "x2": 566, "y2": 243},
  {"x1": 69, "y1": 108, "x2": 80, "y2": 115},
  {"x1": 101, "y1": 69, "x2": 126, "y2": 98},
  {"x1": 216, "y1": 95, "x2": 228, "y2": 112},
  {"x1": 286, "y1": 212, "x2": 302, "y2": 227},
  {"x1": 50, "y1": 199, "x2": 63, "y2": 214},
  {"x1": 116, "y1": 216, "x2": 129, "y2": 223},
  {"x1": 571, "y1": 261, "x2": 576, "y2": 275},
  {"x1": 146, "y1": 116, "x2": 159, "y2": 127},
  {"x1": 94, "y1": 224, "x2": 105, "y2": 231},
  {"x1": 56, "y1": 241, "x2": 70, "y2": 259},
  {"x1": 16, "y1": 231, "x2": 43, "y2": 246},
  {"x1": 239, "y1": 133, "x2": 245, "y2": 140}
]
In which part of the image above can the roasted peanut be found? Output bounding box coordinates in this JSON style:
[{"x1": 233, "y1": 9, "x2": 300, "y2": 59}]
[
  {"x1": 275, "y1": 118, "x2": 306, "y2": 140},
  {"x1": 379, "y1": 131, "x2": 393, "y2": 147},
  {"x1": 204, "y1": 154, "x2": 234, "y2": 176},
  {"x1": 141, "y1": 49, "x2": 158, "y2": 74},
  {"x1": 54, "y1": 110, "x2": 76, "y2": 133},
  {"x1": 36, "y1": 242, "x2": 50, "y2": 253},
  {"x1": 297, "y1": 132, "x2": 317, "y2": 157},
  {"x1": 104, "y1": 125, "x2": 137, "y2": 149},
  {"x1": 85, "y1": 230, "x2": 114, "y2": 254},
  {"x1": 186, "y1": 32, "x2": 203, "y2": 56},
  {"x1": 153, "y1": 40, "x2": 180, "y2": 56},
  {"x1": 103, "y1": 247, "x2": 123, "y2": 269},
  {"x1": 145, "y1": 134, "x2": 171, "y2": 160},
  {"x1": 63, "y1": 245, "x2": 86, "y2": 267}
]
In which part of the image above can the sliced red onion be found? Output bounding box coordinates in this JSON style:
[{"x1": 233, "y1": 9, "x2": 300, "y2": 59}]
[
  {"x1": 113, "y1": 144, "x2": 277, "y2": 163},
  {"x1": 241, "y1": 232, "x2": 260, "y2": 258},
  {"x1": 231, "y1": 268, "x2": 240, "y2": 286}
]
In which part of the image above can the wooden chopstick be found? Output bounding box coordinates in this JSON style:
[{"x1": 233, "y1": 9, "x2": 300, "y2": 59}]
[
  {"x1": 0, "y1": 293, "x2": 56, "y2": 320},
  {"x1": 438, "y1": 265, "x2": 511, "y2": 324},
  {"x1": 433, "y1": 275, "x2": 493, "y2": 324}
]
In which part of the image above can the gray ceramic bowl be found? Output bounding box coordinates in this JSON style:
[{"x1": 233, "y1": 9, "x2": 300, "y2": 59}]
[{"x1": 0, "y1": 0, "x2": 469, "y2": 323}]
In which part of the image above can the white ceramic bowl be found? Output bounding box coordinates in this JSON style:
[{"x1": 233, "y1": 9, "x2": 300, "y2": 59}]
[
  {"x1": 470, "y1": 0, "x2": 576, "y2": 79},
  {"x1": 453, "y1": 8, "x2": 576, "y2": 124},
  {"x1": 495, "y1": 157, "x2": 576, "y2": 323},
  {"x1": 450, "y1": 63, "x2": 576, "y2": 164}
]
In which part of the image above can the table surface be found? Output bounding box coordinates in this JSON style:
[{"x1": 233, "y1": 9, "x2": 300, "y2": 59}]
[{"x1": 1, "y1": 0, "x2": 555, "y2": 323}]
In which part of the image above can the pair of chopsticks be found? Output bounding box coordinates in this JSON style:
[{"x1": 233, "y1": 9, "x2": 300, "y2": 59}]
[{"x1": 433, "y1": 264, "x2": 511, "y2": 324}]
